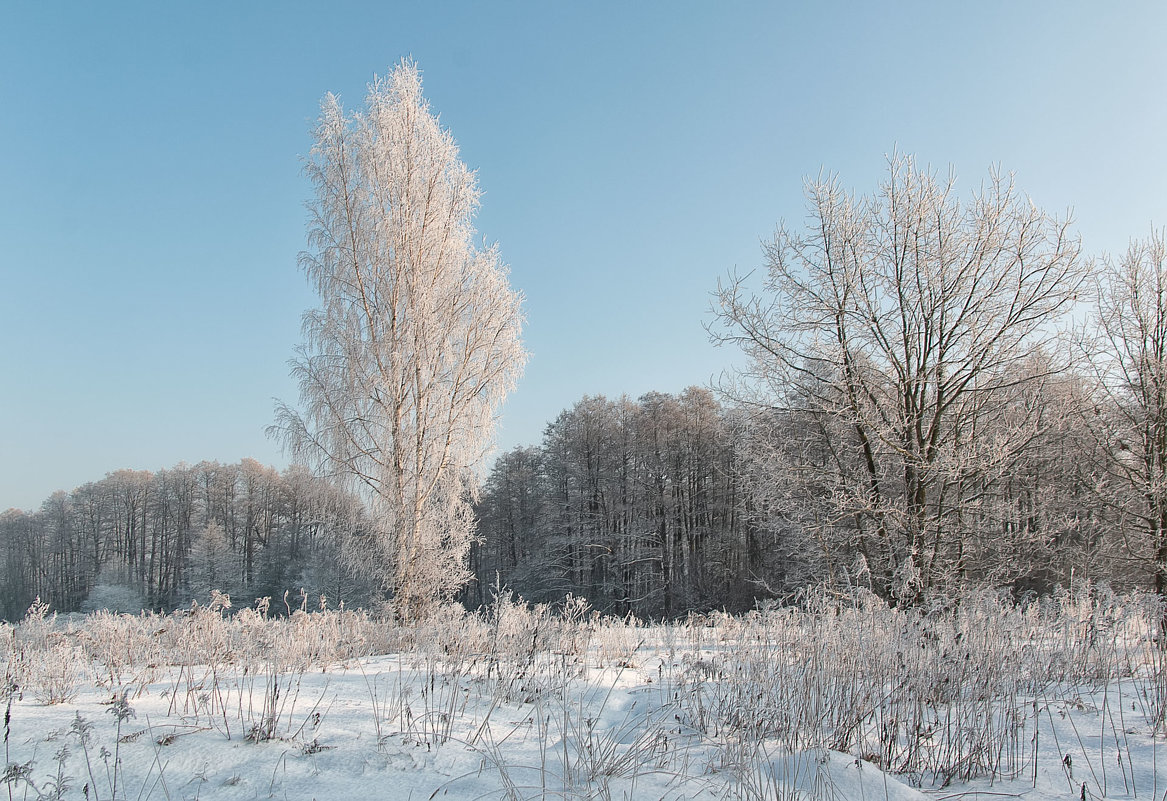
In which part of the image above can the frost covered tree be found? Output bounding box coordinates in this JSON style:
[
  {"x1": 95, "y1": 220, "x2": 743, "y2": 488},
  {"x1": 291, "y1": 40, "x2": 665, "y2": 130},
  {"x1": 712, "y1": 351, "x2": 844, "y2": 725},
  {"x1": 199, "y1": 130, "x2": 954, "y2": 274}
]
[
  {"x1": 274, "y1": 61, "x2": 526, "y2": 620},
  {"x1": 1087, "y1": 230, "x2": 1167, "y2": 597},
  {"x1": 712, "y1": 155, "x2": 1086, "y2": 602}
]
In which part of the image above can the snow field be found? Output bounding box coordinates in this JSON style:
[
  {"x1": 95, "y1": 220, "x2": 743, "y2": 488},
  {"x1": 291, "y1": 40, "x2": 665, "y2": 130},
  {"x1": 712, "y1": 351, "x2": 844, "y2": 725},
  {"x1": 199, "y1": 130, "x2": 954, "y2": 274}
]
[{"x1": 3, "y1": 587, "x2": 1166, "y2": 800}]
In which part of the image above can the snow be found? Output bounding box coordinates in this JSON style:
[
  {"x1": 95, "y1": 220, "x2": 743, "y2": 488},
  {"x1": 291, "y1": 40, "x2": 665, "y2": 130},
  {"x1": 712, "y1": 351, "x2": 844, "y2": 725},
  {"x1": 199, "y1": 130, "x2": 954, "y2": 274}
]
[
  {"x1": 0, "y1": 663, "x2": 939, "y2": 800},
  {"x1": 3, "y1": 597, "x2": 1166, "y2": 800}
]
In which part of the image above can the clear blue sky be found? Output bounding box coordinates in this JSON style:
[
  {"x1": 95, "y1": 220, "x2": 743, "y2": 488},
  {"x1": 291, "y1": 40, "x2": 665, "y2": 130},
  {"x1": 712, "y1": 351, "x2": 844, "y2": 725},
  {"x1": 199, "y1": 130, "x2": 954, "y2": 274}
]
[{"x1": 2, "y1": 2, "x2": 1166, "y2": 511}]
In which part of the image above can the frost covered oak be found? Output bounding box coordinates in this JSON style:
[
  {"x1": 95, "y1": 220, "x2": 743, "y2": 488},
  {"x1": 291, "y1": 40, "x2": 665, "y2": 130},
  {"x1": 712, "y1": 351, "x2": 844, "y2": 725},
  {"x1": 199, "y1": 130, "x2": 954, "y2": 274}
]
[
  {"x1": 712, "y1": 154, "x2": 1086, "y2": 603},
  {"x1": 274, "y1": 61, "x2": 526, "y2": 620}
]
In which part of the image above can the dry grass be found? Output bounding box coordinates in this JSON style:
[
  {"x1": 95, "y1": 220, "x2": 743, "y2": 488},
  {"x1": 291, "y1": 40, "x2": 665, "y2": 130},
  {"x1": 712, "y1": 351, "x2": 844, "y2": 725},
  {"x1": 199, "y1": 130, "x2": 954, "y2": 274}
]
[{"x1": 2, "y1": 585, "x2": 1164, "y2": 799}]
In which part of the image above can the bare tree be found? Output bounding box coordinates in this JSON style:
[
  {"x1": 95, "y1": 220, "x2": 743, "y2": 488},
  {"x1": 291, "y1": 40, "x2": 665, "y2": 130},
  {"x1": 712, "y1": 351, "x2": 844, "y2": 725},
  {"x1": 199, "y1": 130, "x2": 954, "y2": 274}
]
[
  {"x1": 712, "y1": 154, "x2": 1085, "y2": 602},
  {"x1": 274, "y1": 61, "x2": 526, "y2": 619},
  {"x1": 1087, "y1": 230, "x2": 1167, "y2": 597}
]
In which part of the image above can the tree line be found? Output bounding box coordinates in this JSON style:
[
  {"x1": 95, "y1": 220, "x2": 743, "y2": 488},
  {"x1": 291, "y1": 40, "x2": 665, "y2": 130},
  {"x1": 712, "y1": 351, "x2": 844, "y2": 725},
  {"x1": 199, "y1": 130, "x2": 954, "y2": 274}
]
[
  {"x1": 0, "y1": 460, "x2": 378, "y2": 620},
  {"x1": 466, "y1": 376, "x2": 1116, "y2": 617},
  {"x1": 465, "y1": 388, "x2": 765, "y2": 617},
  {"x1": 471, "y1": 158, "x2": 1167, "y2": 614}
]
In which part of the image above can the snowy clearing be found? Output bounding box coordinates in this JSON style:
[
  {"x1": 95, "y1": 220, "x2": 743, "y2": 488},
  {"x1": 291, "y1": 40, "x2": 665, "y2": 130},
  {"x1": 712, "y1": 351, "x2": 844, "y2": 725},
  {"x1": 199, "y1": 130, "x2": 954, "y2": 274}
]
[{"x1": 3, "y1": 589, "x2": 1166, "y2": 800}]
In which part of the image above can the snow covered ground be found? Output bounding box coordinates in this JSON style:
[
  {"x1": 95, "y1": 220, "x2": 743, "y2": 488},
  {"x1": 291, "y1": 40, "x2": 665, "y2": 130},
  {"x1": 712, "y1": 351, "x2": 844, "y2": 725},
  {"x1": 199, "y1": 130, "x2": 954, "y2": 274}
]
[{"x1": 3, "y1": 590, "x2": 1166, "y2": 800}]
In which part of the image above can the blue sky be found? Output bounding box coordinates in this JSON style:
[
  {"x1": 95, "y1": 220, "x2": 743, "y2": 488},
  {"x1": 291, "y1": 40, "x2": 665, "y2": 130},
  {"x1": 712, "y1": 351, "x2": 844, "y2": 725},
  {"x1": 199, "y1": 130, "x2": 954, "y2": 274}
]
[{"x1": 2, "y1": 2, "x2": 1166, "y2": 511}]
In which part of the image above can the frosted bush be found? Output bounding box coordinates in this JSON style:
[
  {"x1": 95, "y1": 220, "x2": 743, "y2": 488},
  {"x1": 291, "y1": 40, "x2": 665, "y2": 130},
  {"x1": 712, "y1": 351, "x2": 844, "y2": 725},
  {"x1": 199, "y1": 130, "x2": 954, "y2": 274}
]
[
  {"x1": 1, "y1": 621, "x2": 16, "y2": 698},
  {"x1": 78, "y1": 609, "x2": 162, "y2": 690},
  {"x1": 595, "y1": 614, "x2": 644, "y2": 667},
  {"x1": 14, "y1": 599, "x2": 83, "y2": 704}
]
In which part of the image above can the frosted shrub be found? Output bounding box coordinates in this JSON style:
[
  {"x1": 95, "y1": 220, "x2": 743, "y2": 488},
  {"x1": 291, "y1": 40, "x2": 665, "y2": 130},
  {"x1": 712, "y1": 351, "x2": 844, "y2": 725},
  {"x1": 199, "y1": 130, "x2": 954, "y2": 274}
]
[
  {"x1": 14, "y1": 599, "x2": 83, "y2": 704},
  {"x1": 293, "y1": 607, "x2": 374, "y2": 664},
  {"x1": 485, "y1": 593, "x2": 587, "y2": 660},
  {"x1": 414, "y1": 602, "x2": 491, "y2": 661},
  {"x1": 171, "y1": 598, "x2": 232, "y2": 667},
  {"x1": 594, "y1": 614, "x2": 644, "y2": 668},
  {"x1": 1136, "y1": 594, "x2": 1167, "y2": 733},
  {"x1": 79, "y1": 609, "x2": 162, "y2": 691},
  {"x1": 556, "y1": 594, "x2": 594, "y2": 656},
  {"x1": 489, "y1": 592, "x2": 545, "y2": 660},
  {"x1": 1, "y1": 621, "x2": 16, "y2": 699}
]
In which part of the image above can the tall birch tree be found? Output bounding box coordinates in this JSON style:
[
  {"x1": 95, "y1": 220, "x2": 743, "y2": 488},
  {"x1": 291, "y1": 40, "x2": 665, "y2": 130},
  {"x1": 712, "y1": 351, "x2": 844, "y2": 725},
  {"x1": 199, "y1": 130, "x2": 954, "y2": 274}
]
[{"x1": 274, "y1": 61, "x2": 526, "y2": 619}]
